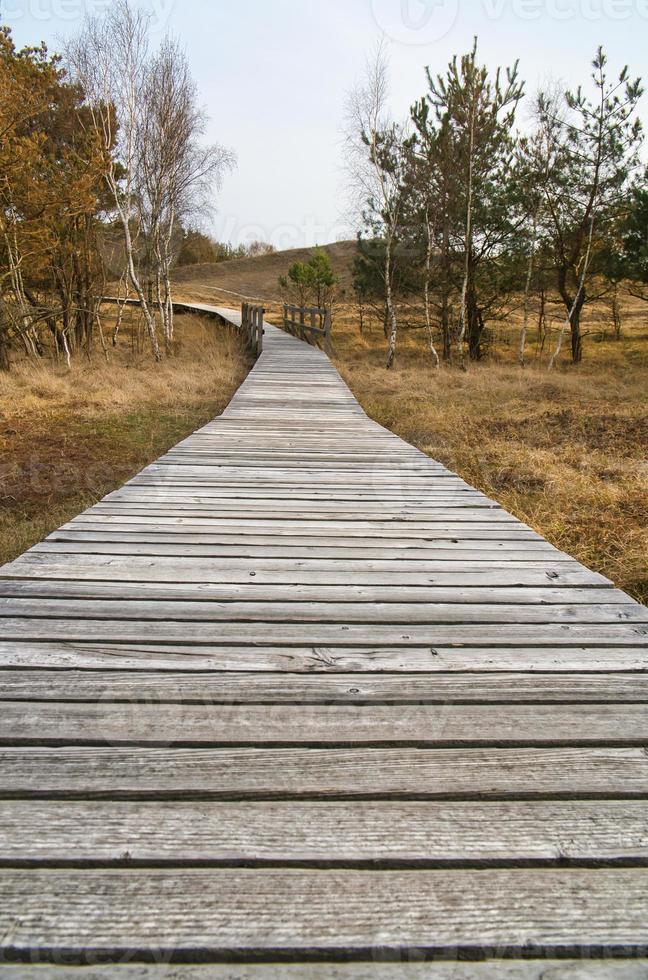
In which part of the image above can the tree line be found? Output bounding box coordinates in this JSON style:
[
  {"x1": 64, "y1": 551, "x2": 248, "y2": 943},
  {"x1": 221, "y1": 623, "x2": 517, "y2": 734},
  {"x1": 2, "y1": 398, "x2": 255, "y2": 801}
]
[
  {"x1": 0, "y1": 0, "x2": 234, "y2": 371},
  {"x1": 177, "y1": 232, "x2": 275, "y2": 267},
  {"x1": 346, "y1": 41, "x2": 646, "y2": 368}
]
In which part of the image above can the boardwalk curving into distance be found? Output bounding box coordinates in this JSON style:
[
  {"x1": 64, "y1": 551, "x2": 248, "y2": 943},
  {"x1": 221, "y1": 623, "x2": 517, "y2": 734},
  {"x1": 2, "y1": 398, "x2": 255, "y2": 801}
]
[{"x1": 0, "y1": 305, "x2": 648, "y2": 975}]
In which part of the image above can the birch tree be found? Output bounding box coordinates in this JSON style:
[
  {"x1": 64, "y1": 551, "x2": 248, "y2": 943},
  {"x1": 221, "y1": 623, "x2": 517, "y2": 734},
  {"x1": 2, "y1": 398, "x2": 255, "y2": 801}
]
[
  {"x1": 66, "y1": 0, "x2": 161, "y2": 360},
  {"x1": 409, "y1": 104, "x2": 457, "y2": 362},
  {"x1": 138, "y1": 38, "x2": 235, "y2": 351},
  {"x1": 516, "y1": 90, "x2": 562, "y2": 366},
  {"x1": 345, "y1": 44, "x2": 408, "y2": 368}
]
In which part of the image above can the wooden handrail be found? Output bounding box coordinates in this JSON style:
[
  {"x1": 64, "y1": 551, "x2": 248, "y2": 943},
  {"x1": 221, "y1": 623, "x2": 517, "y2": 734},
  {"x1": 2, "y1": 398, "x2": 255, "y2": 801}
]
[
  {"x1": 283, "y1": 304, "x2": 332, "y2": 354},
  {"x1": 101, "y1": 297, "x2": 264, "y2": 358},
  {"x1": 240, "y1": 302, "x2": 264, "y2": 356}
]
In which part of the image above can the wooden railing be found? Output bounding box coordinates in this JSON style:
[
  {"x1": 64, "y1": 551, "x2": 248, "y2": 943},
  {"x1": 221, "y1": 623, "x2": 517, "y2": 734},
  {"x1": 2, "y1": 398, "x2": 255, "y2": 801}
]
[
  {"x1": 240, "y1": 302, "x2": 264, "y2": 356},
  {"x1": 283, "y1": 304, "x2": 332, "y2": 354}
]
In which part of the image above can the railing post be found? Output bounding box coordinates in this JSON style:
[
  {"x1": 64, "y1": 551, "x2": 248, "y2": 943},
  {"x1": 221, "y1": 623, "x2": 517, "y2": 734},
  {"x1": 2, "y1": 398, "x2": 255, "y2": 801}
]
[
  {"x1": 324, "y1": 308, "x2": 332, "y2": 355},
  {"x1": 256, "y1": 307, "x2": 264, "y2": 355}
]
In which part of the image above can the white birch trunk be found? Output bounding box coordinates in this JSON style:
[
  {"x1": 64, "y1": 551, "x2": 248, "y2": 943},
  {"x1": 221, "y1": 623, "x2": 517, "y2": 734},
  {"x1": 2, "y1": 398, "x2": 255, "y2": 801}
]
[
  {"x1": 458, "y1": 97, "x2": 476, "y2": 368},
  {"x1": 423, "y1": 204, "x2": 440, "y2": 368},
  {"x1": 518, "y1": 216, "x2": 538, "y2": 367}
]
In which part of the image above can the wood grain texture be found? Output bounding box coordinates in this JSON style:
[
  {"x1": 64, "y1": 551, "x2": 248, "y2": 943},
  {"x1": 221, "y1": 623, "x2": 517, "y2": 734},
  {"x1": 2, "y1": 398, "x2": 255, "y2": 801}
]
[
  {"x1": 2, "y1": 618, "x2": 646, "y2": 645},
  {"x1": 0, "y1": 642, "x2": 646, "y2": 672},
  {"x1": 1, "y1": 963, "x2": 647, "y2": 978},
  {"x1": 2, "y1": 701, "x2": 648, "y2": 747},
  {"x1": 1, "y1": 555, "x2": 613, "y2": 587},
  {"x1": 1, "y1": 598, "x2": 643, "y2": 625},
  {"x1": 2, "y1": 670, "x2": 647, "y2": 702},
  {"x1": 1, "y1": 964, "x2": 647, "y2": 978},
  {"x1": 2, "y1": 746, "x2": 648, "y2": 798},
  {"x1": 1, "y1": 868, "x2": 648, "y2": 956},
  {"x1": 0, "y1": 580, "x2": 632, "y2": 604},
  {"x1": 1, "y1": 800, "x2": 646, "y2": 863}
]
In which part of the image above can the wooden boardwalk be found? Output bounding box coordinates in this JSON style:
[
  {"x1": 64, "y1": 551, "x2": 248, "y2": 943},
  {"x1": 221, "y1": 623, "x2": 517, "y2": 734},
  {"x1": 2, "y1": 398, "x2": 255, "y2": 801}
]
[{"x1": 1, "y1": 306, "x2": 648, "y2": 975}]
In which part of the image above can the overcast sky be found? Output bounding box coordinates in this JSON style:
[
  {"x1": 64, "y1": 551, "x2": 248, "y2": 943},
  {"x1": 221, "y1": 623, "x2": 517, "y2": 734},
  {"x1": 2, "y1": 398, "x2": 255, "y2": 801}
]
[{"x1": 4, "y1": 0, "x2": 648, "y2": 248}]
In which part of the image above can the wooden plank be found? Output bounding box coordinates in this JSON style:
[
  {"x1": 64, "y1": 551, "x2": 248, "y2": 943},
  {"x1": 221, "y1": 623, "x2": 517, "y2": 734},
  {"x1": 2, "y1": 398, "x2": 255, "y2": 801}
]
[
  {"x1": 1, "y1": 962, "x2": 646, "y2": 979},
  {"x1": 0, "y1": 580, "x2": 630, "y2": 605},
  {"x1": 87, "y1": 507, "x2": 516, "y2": 519},
  {"x1": 1, "y1": 868, "x2": 647, "y2": 955},
  {"x1": 34, "y1": 541, "x2": 566, "y2": 562},
  {"x1": 0, "y1": 641, "x2": 645, "y2": 671},
  {"x1": 46, "y1": 531, "x2": 553, "y2": 550},
  {"x1": 64, "y1": 520, "x2": 538, "y2": 540},
  {"x1": 0, "y1": 598, "x2": 643, "y2": 626},
  {"x1": 3, "y1": 555, "x2": 610, "y2": 587},
  {"x1": 2, "y1": 670, "x2": 648, "y2": 702},
  {"x1": 1, "y1": 799, "x2": 646, "y2": 864},
  {"x1": 0, "y1": 618, "x2": 645, "y2": 646},
  {"x1": 2, "y1": 746, "x2": 648, "y2": 798},
  {"x1": 2, "y1": 701, "x2": 648, "y2": 747}
]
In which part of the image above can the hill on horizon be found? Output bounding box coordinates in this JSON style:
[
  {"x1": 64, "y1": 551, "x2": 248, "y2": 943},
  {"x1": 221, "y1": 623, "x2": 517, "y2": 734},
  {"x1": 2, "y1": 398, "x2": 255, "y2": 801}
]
[{"x1": 172, "y1": 240, "x2": 357, "y2": 303}]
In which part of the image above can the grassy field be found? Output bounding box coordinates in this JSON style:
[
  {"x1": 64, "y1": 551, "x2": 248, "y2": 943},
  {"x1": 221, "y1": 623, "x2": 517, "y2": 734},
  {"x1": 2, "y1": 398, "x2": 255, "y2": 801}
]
[
  {"x1": 173, "y1": 240, "x2": 357, "y2": 301},
  {"x1": 176, "y1": 252, "x2": 648, "y2": 604},
  {"x1": 0, "y1": 308, "x2": 250, "y2": 567},
  {"x1": 331, "y1": 304, "x2": 648, "y2": 604}
]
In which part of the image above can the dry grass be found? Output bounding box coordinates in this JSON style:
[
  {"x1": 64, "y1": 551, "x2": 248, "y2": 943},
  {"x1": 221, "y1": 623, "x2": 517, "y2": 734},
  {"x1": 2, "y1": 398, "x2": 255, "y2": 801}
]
[
  {"x1": 0, "y1": 308, "x2": 251, "y2": 566},
  {"x1": 329, "y1": 297, "x2": 648, "y2": 604},
  {"x1": 172, "y1": 240, "x2": 357, "y2": 301}
]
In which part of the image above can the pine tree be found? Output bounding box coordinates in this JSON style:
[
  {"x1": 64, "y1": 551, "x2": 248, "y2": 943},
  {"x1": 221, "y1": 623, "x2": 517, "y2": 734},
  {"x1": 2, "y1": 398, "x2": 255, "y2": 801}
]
[
  {"x1": 422, "y1": 38, "x2": 524, "y2": 361},
  {"x1": 537, "y1": 48, "x2": 643, "y2": 366}
]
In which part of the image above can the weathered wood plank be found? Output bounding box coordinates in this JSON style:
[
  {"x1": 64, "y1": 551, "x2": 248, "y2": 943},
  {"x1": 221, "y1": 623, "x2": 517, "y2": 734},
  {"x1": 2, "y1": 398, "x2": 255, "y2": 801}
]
[
  {"x1": 1, "y1": 799, "x2": 646, "y2": 864},
  {"x1": 1, "y1": 962, "x2": 646, "y2": 979},
  {"x1": 3, "y1": 670, "x2": 647, "y2": 702},
  {"x1": 33, "y1": 541, "x2": 569, "y2": 562},
  {"x1": 0, "y1": 598, "x2": 643, "y2": 625},
  {"x1": 0, "y1": 580, "x2": 630, "y2": 605},
  {"x1": 2, "y1": 701, "x2": 647, "y2": 747},
  {"x1": 1, "y1": 618, "x2": 645, "y2": 646},
  {"x1": 62, "y1": 521, "x2": 539, "y2": 541},
  {"x1": 2, "y1": 555, "x2": 611, "y2": 586},
  {"x1": 2, "y1": 746, "x2": 647, "y2": 798},
  {"x1": 0, "y1": 641, "x2": 644, "y2": 671},
  {"x1": 1, "y1": 868, "x2": 647, "y2": 955}
]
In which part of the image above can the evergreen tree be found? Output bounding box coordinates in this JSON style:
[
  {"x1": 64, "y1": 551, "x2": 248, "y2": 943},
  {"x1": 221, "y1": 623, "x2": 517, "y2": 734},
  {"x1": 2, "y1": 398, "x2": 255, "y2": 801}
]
[
  {"x1": 279, "y1": 248, "x2": 338, "y2": 310},
  {"x1": 621, "y1": 185, "x2": 648, "y2": 301},
  {"x1": 422, "y1": 38, "x2": 524, "y2": 361},
  {"x1": 536, "y1": 48, "x2": 643, "y2": 365}
]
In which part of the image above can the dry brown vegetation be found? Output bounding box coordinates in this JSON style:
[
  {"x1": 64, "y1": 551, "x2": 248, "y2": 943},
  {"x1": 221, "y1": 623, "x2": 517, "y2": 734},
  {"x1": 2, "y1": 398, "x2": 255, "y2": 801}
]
[
  {"x1": 331, "y1": 300, "x2": 648, "y2": 604},
  {"x1": 176, "y1": 253, "x2": 648, "y2": 605},
  {"x1": 173, "y1": 240, "x2": 358, "y2": 300},
  {"x1": 0, "y1": 308, "x2": 250, "y2": 566}
]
